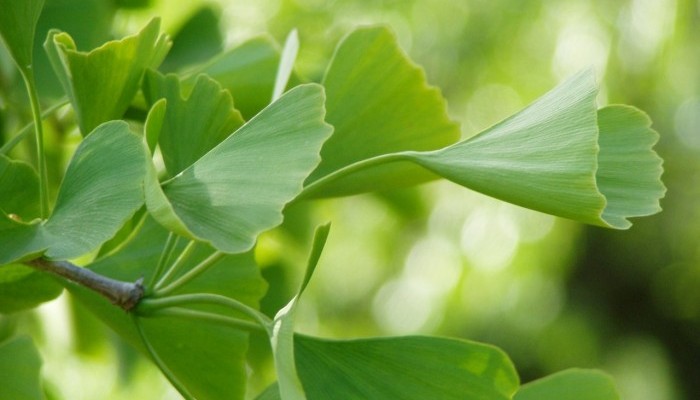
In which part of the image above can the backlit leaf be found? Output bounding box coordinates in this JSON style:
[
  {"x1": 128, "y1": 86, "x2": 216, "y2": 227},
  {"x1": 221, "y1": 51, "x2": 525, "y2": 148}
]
[
  {"x1": 44, "y1": 18, "x2": 171, "y2": 135},
  {"x1": 146, "y1": 84, "x2": 333, "y2": 253},
  {"x1": 0, "y1": 0, "x2": 44, "y2": 75}
]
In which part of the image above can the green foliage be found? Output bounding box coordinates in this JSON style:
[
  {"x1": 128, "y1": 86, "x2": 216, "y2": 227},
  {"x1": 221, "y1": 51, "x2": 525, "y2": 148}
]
[
  {"x1": 0, "y1": 1, "x2": 667, "y2": 399},
  {"x1": 0, "y1": 336, "x2": 44, "y2": 400}
]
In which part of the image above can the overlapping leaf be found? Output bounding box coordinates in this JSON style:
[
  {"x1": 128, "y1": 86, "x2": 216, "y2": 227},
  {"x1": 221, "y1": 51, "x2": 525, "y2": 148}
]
[
  {"x1": 514, "y1": 369, "x2": 620, "y2": 400},
  {"x1": 44, "y1": 18, "x2": 171, "y2": 135},
  {"x1": 186, "y1": 36, "x2": 283, "y2": 119},
  {"x1": 0, "y1": 263, "x2": 63, "y2": 313},
  {"x1": 304, "y1": 26, "x2": 461, "y2": 196},
  {"x1": 67, "y1": 217, "x2": 267, "y2": 400},
  {"x1": 270, "y1": 224, "x2": 330, "y2": 400},
  {"x1": 301, "y1": 41, "x2": 664, "y2": 228},
  {"x1": 142, "y1": 69, "x2": 244, "y2": 176},
  {"x1": 0, "y1": 121, "x2": 148, "y2": 264},
  {"x1": 0, "y1": 336, "x2": 44, "y2": 400},
  {"x1": 145, "y1": 84, "x2": 333, "y2": 254},
  {"x1": 0, "y1": 0, "x2": 44, "y2": 76}
]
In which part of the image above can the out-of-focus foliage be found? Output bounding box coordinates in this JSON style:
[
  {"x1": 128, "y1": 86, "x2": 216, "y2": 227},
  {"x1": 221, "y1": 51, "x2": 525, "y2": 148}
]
[{"x1": 0, "y1": 0, "x2": 696, "y2": 399}]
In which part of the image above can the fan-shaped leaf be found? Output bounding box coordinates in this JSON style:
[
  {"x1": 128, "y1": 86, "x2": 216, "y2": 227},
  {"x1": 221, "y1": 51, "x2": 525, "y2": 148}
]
[
  {"x1": 146, "y1": 84, "x2": 333, "y2": 253},
  {"x1": 142, "y1": 69, "x2": 244, "y2": 176},
  {"x1": 44, "y1": 18, "x2": 171, "y2": 135},
  {"x1": 0, "y1": 121, "x2": 148, "y2": 264},
  {"x1": 304, "y1": 26, "x2": 460, "y2": 196}
]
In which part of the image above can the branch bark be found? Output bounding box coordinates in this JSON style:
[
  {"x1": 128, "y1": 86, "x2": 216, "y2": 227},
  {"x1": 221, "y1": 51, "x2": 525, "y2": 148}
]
[{"x1": 26, "y1": 258, "x2": 144, "y2": 311}]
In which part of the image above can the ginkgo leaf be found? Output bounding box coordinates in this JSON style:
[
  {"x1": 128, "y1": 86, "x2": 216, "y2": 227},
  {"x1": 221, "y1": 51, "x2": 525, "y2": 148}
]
[
  {"x1": 145, "y1": 84, "x2": 333, "y2": 253},
  {"x1": 0, "y1": 0, "x2": 44, "y2": 76},
  {"x1": 0, "y1": 121, "x2": 148, "y2": 264},
  {"x1": 270, "y1": 224, "x2": 330, "y2": 400},
  {"x1": 514, "y1": 369, "x2": 620, "y2": 400},
  {"x1": 186, "y1": 36, "x2": 283, "y2": 119},
  {"x1": 142, "y1": 69, "x2": 245, "y2": 176},
  {"x1": 304, "y1": 26, "x2": 461, "y2": 196},
  {"x1": 67, "y1": 216, "x2": 267, "y2": 400},
  {"x1": 260, "y1": 335, "x2": 519, "y2": 400},
  {"x1": 301, "y1": 69, "x2": 664, "y2": 229},
  {"x1": 44, "y1": 18, "x2": 171, "y2": 135},
  {"x1": 0, "y1": 264, "x2": 63, "y2": 313}
]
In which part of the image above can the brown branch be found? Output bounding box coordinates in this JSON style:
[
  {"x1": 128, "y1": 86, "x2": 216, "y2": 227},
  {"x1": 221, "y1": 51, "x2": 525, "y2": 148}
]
[{"x1": 26, "y1": 258, "x2": 144, "y2": 311}]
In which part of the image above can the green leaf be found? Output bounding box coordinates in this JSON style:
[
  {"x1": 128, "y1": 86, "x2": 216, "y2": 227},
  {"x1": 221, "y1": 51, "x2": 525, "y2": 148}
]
[
  {"x1": 294, "y1": 335, "x2": 519, "y2": 400},
  {"x1": 270, "y1": 224, "x2": 330, "y2": 400},
  {"x1": 514, "y1": 369, "x2": 620, "y2": 400},
  {"x1": 0, "y1": 264, "x2": 62, "y2": 313},
  {"x1": 142, "y1": 69, "x2": 245, "y2": 176},
  {"x1": 272, "y1": 29, "x2": 299, "y2": 102},
  {"x1": 0, "y1": 0, "x2": 44, "y2": 76},
  {"x1": 146, "y1": 84, "x2": 332, "y2": 254},
  {"x1": 304, "y1": 26, "x2": 460, "y2": 196},
  {"x1": 0, "y1": 335, "x2": 45, "y2": 400},
  {"x1": 302, "y1": 69, "x2": 664, "y2": 229},
  {"x1": 44, "y1": 18, "x2": 171, "y2": 135},
  {"x1": 159, "y1": 6, "x2": 223, "y2": 73},
  {"x1": 596, "y1": 105, "x2": 665, "y2": 228},
  {"x1": 67, "y1": 217, "x2": 267, "y2": 400},
  {"x1": 0, "y1": 155, "x2": 40, "y2": 221},
  {"x1": 187, "y1": 36, "x2": 282, "y2": 119},
  {"x1": 0, "y1": 121, "x2": 148, "y2": 264}
]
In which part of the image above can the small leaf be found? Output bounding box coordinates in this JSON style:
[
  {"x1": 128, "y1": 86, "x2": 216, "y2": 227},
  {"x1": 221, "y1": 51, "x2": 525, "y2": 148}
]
[
  {"x1": 146, "y1": 84, "x2": 333, "y2": 254},
  {"x1": 294, "y1": 335, "x2": 519, "y2": 400},
  {"x1": 0, "y1": 264, "x2": 63, "y2": 313},
  {"x1": 304, "y1": 26, "x2": 460, "y2": 196},
  {"x1": 272, "y1": 29, "x2": 299, "y2": 102},
  {"x1": 159, "y1": 6, "x2": 223, "y2": 73},
  {"x1": 0, "y1": 121, "x2": 148, "y2": 264},
  {"x1": 68, "y1": 217, "x2": 267, "y2": 400},
  {"x1": 596, "y1": 105, "x2": 665, "y2": 228},
  {"x1": 0, "y1": 335, "x2": 45, "y2": 400},
  {"x1": 514, "y1": 369, "x2": 620, "y2": 400},
  {"x1": 0, "y1": 0, "x2": 44, "y2": 75},
  {"x1": 0, "y1": 155, "x2": 40, "y2": 221},
  {"x1": 187, "y1": 36, "x2": 282, "y2": 119},
  {"x1": 270, "y1": 224, "x2": 330, "y2": 400},
  {"x1": 44, "y1": 18, "x2": 171, "y2": 135},
  {"x1": 142, "y1": 69, "x2": 245, "y2": 176}
]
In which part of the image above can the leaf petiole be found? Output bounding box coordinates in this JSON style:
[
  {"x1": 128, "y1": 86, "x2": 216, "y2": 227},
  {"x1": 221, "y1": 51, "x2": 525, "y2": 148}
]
[
  {"x1": 147, "y1": 232, "x2": 179, "y2": 290},
  {"x1": 142, "y1": 306, "x2": 264, "y2": 332},
  {"x1": 152, "y1": 250, "x2": 225, "y2": 296},
  {"x1": 20, "y1": 71, "x2": 49, "y2": 218},
  {"x1": 138, "y1": 293, "x2": 272, "y2": 332},
  {"x1": 0, "y1": 98, "x2": 69, "y2": 155},
  {"x1": 153, "y1": 239, "x2": 197, "y2": 290}
]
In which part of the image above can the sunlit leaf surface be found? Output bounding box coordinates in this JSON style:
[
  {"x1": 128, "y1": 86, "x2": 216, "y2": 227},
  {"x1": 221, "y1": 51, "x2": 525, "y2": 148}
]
[
  {"x1": 44, "y1": 18, "x2": 171, "y2": 135},
  {"x1": 146, "y1": 84, "x2": 332, "y2": 253}
]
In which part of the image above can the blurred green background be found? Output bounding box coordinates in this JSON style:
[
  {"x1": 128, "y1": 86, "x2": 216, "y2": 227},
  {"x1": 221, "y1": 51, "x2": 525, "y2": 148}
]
[{"x1": 1, "y1": 0, "x2": 698, "y2": 399}]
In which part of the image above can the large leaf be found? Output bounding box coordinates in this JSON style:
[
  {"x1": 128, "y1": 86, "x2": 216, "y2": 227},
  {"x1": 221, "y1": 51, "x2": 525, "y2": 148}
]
[
  {"x1": 0, "y1": 335, "x2": 44, "y2": 400},
  {"x1": 0, "y1": 121, "x2": 148, "y2": 264},
  {"x1": 514, "y1": 369, "x2": 620, "y2": 400},
  {"x1": 0, "y1": 264, "x2": 62, "y2": 313},
  {"x1": 142, "y1": 69, "x2": 245, "y2": 176},
  {"x1": 186, "y1": 36, "x2": 282, "y2": 119},
  {"x1": 270, "y1": 224, "x2": 330, "y2": 400},
  {"x1": 146, "y1": 84, "x2": 333, "y2": 254},
  {"x1": 301, "y1": 70, "x2": 664, "y2": 229},
  {"x1": 67, "y1": 217, "x2": 267, "y2": 400},
  {"x1": 292, "y1": 335, "x2": 519, "y2": 400},
  {"x1": 304, "y1": 26, "x2": 460, "y2": 196},
  {"x1": 0, "y1": 0, "x2": 44, "y2": 76},
  {"x1": 44, "y1": 18, "x2": 171, "y2": 135}
]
